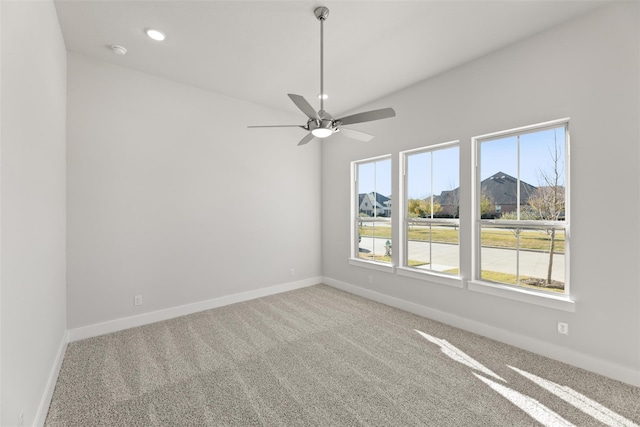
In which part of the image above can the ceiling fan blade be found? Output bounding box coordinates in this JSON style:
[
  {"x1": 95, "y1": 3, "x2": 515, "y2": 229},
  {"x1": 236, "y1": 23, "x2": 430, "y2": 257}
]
[
  {"x1": 288, "y1": 94, "x2": 319, "y2": 120},
  {"x1": 248, "y1": 125, "x2": 305, "y2": 128},
  {"x1": 336, "y1": 108, "x2": 396, "y2": 126},
  {"x1": 297, "y1": 133, "x2": 316, "y2": 146},
  {"x1": 338, "y1": 127, "x2": 374, "y2": 142}
]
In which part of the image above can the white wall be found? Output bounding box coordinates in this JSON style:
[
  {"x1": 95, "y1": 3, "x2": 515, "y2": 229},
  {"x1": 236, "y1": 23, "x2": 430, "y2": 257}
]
[
  {"x1": 322, "y1": 2, "x2": 640, "y2": 386},
  {"x1": 66, "y1": 53, "x2": 322, "y2": 329},
  {"x1": 0, "y1": 1, "x2": 68, "y2": 425}
]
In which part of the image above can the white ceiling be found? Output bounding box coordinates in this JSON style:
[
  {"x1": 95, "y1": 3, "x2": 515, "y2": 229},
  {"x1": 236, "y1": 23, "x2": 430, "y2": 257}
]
[{"x1": 54, "y1": 0, "x2": 608, "y2": 117}]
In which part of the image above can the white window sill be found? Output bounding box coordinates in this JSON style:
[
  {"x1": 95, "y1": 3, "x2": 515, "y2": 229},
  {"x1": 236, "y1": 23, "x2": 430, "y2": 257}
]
[
  {"x1": 348, "y1": 258, "x2": 395, "y2": 273},
  {"x1": 397, "y1": 267, "x2": 463, "y2": 288},
  {"x1": 468, "y1": 280, "x2": 575, "y2": 313}
]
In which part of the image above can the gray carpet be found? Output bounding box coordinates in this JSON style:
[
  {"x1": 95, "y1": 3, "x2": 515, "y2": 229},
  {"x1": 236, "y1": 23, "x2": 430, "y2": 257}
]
[{"x1": 46, "y1": 284, "x2": 639, "y2": 426}]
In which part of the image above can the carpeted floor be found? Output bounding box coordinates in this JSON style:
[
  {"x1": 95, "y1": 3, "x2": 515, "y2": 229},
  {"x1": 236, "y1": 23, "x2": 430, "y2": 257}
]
[{"x1": 46, "y1": 284, "x2": 639, "y2": 426}]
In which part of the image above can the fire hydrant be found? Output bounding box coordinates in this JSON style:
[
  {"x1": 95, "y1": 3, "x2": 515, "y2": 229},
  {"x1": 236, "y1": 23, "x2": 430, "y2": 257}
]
[{"x1": 385, "y1": 240, "x2": 392, "y2": 256}]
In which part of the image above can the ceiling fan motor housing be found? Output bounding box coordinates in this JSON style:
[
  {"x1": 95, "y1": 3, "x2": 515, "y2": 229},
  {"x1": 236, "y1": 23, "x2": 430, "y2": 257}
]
[{"x1": 307, "y1": 118, "x2": 335, "y2": 133}]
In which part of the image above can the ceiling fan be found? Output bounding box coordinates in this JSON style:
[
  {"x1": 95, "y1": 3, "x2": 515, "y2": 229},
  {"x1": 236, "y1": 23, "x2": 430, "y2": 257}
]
[{"x1": 248, "y1": 6, "x2": 396, "y2": 146}]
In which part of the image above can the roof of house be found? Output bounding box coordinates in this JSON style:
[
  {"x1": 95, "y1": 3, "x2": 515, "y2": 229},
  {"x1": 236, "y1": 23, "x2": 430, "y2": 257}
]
[
  {"x1": 435, "y1": 172, "x2": 537, "y2": 206},
  {"x1": 481, "y1": 172, "x2": 537, "y2": 205}
]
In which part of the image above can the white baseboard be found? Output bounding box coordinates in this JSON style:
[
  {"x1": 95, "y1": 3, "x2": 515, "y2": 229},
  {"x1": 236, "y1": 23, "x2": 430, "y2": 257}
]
[
  {"x1": 68, "y1": 277, "x2": 322, "y2": 342},
  {"x1": 34, "y1": 330, "x2": 69, "y2": 427},
  {"x1": 323, "y1": 276, "x2": 640, "y2": 388}
]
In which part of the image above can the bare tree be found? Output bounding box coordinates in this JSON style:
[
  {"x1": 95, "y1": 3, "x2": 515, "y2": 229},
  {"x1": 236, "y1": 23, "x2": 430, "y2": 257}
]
[{"x1": 529, "y1": 138, "x2": 565, "y2": 284}]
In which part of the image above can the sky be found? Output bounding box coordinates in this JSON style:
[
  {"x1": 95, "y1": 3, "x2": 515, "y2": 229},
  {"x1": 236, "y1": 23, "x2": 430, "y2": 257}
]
[
  {"x1": 480, "y1": 126, "x2": 565, "y2": 188},
  {"x1": 357, "y1": 126, "x2": 566, "y2": 199}
]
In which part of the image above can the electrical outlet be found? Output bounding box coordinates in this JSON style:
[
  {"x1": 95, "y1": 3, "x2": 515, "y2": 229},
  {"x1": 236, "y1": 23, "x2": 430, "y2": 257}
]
[
  {"x1": 290, "y1": 268, "x2": 295, "y2": 277},
  {"x1": 134, "y1": 295, "x2": 143, "y2": 306},
  {"x1": 368, "y1": 275, "x2": 374, "y2": 284},
  {"x1": 557, "y1": 321, "x2": 569, "y2": 335},
  {"x1": 18, "y1": 411, "x2": 24, "y2": 427}
]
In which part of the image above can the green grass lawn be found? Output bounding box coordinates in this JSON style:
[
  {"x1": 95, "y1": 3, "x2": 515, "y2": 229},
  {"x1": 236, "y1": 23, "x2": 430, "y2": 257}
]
[
  {"x1": 359, "y1": 254, "x2": 427, "y2": 267},
  {"x1": 357, "y1": 260, "x2": 562, "y2": 293},
  {"x1": 444, "y1": 268, "x2": 564, "y2": 293},
  {"x1": 359, "y1": 226, "x2": 564, "y2": 253}
]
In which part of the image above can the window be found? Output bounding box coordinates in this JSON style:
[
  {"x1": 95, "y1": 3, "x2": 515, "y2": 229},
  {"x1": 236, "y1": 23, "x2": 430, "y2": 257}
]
[
  {"x1": 351, "y1": 155, "x2": 392, "y2": 267},
  {"x1": 473, "y1": 119, "x2": 569, "y2": 297},
  {"x1": 400, "y1": 142, "x2": 460, "y2": 278}
]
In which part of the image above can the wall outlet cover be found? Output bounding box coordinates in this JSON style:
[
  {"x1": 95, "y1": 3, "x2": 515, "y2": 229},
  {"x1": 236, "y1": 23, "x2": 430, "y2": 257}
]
[{"x1": 557, "y1": 321, "x2": 569, "y2": 335}]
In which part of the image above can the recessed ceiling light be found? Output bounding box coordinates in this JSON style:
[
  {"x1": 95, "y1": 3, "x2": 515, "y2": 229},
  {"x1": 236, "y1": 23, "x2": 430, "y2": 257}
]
[
  {"x1": 110, "y1": 45, "x2": 127, "y2": 55},
  {"x1": 145, "y1": 28, "x2": 166, "y2": 41}
]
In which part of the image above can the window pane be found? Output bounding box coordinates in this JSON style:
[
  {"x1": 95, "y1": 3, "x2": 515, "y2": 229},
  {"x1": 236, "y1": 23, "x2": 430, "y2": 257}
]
[
  {"x1": 358, "y1": 159, "x2": 392, "y2": 218},
  {"x1": 358, "y1": 162, "x2": 375, "y2": 216},
  {"x1": 407, "y1": 222, "x2": 459, "y2": 273},
  {"x1": 404, "y1": 144, "x2": 460, "y2": 274},
  {"x1": 432, "y1": 147, "x2": 460, "y2": 218},
  {"x1": 520, "y1": 127, "x2": 566, "y2": 221},
  {"x1": 375, "y1": 159, "x2": 392, "y2": 218},
  {"x1": 358, "y1": 219, "x2": 392, "y2": 262},
  {"x1": 517, "y1": 227, "x2": 565, "y2": 292},
  {"x1": 358, "y1": 162, "x2": 374, "y2": 193},
  {"x1": 475, "y1": 121, "x2": 569, "y2": 296},
  {"x1": 480, "y1": 226, "x2": 518, "y2": 283},
  {"x1": 355, "y1": 157, "x2": 392, "y2": 264},
  {"x1": 406, "y1": 222, "x2": 431, "y2": 267},
  {"x1": 407, "y1": 146, "x2": 460, "y2": 220},
  {"x1": 480, "y1": 136, "x2": 517, "y2": 218},
  {"x1": 480, "y1": 226, "x2": 565, "y2": 293},
  {"x1": 430, "y1": 223, "x2": 459, "y2": 273},
  {"x1": 480, "y1": 127, "x2": 566, "y2": 221},
  {"x1": 407, "y1": 152, "x2": 432, "y2": 217}
]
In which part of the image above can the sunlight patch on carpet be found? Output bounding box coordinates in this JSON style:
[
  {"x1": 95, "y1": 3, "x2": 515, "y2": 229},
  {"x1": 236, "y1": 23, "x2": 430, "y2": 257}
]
[
  {"x1": 473, "y1": 373, "x2": 575, "y2": 427},
  {"x1": 416, "y1": 329, "x2": 637, "y2": 427},
  {"x1": 508, "y1": 366, "x2": 639, "y2": 427},
  {"x1": 414, "y1": 329, "x2": 505, "y2": 382}
]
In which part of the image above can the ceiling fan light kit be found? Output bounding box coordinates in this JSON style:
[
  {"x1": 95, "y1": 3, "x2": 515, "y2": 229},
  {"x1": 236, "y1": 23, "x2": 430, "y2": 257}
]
[{"x1": 248, "y1": 6, "x2": 396, "y2": 145}]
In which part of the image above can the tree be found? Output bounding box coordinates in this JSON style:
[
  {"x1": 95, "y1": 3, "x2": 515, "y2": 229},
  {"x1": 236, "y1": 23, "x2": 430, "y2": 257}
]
[
  {"x1": 429, "y1": 201, "x2": 442, "y2": 217},
  {"x1": 528, "y1": 186, "x2": 565, "y2": 222},
  {"x1": 499, "y1": 141, "x2": 564, "y2": 285},
  {"x1": 408, "y1": 198, "x2": 441, "y2": 218},
  {"x1": 408, "y1": 198, "x2": 424, "y2": 217},
  {"x1": 480, "y1": 193, "x2": 494, "y2": 217},
  {"x1": 499, "y1": 206, "x2": 538, "y2": 221},
  {"x1": 530, "y1": 139, "x2": 565, "y2": 285}
]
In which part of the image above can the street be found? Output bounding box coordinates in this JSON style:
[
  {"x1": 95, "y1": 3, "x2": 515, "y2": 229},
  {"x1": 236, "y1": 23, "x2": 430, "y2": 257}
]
[{"x1": 359, "y1": 236, "x2": 565, "y2": 283}]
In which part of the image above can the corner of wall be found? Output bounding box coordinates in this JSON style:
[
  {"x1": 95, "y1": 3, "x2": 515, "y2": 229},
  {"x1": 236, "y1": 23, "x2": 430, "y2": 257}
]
[{"x1": 34, "y1": 332, "x2": 69, "y2": 426}]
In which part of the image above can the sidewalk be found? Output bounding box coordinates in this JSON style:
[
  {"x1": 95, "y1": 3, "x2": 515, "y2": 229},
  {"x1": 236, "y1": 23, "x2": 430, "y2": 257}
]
[{"x1": 359, "y1": 236, "x2": 565, "y2": 282}]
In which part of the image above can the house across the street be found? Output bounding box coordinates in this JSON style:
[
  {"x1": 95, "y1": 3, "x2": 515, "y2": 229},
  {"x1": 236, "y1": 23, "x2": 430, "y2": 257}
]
[
  {"x1": 359, "y1": 192, "x2": 392, "y2": 217},
  {"x1": 435, "y1": 171, "x2": 537, "y2": 218}
]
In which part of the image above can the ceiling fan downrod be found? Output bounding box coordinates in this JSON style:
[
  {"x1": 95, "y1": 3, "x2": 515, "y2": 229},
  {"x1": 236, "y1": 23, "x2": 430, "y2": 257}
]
[
  {"x1": 315, "y1": 7, "x2": 329, "y2": 113},
  {"x1": 248, "y1": 5, "x2": 396, "y2": 145}
]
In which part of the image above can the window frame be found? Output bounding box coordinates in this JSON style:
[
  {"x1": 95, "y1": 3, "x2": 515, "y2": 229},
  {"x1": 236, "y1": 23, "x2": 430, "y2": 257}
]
[
  {"x1": 349, "y1": 154, "x2": 394, "y2": 273},
  {"x1": 470, "y1": 118, "x2": 574, "y2": 312},
  {"x1": 398, "y1": 141, "x2": 463, "y2": 288}
]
